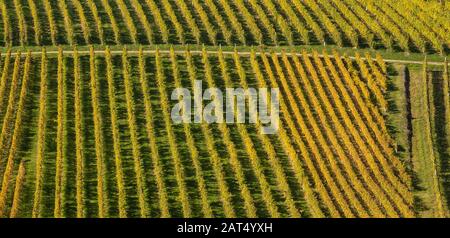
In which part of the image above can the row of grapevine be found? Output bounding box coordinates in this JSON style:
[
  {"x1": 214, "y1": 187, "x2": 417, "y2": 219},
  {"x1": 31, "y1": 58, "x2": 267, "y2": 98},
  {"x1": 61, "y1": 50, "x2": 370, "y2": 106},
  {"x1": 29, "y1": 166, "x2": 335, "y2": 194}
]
[
  {"x1": 356, "y1": 57, "x2": 393, "y2": 135},
  {"x1": 169, "y1": 47, "x2": 212, "y2": 217},
  {"x1": 160, "y1": 0, "x2": 185, "y2": 44},
  {"x1": 185, "y1": 49, "x2": 235, "y2": 217},
  {"x1": 72, "y1": 0, "x2": 91, "y2": 44},
  {"x1": 204, "y1": 0, "x2": 233, "y2": 44},
  {"x1": 172, "y1": 0, "x2": 201, "y2": 44},
  {"x1": 54, "y1": 48, "x2": 65, "y2": 217},
  {"x1": 443, "y1": 59, "x2": 450, "y2": 216},
  {"x1": 137, "y1": 48, "x2": 170, "y2": 217},
  {"x1": 233, "y1": 0, "x2": 263, "y2": 45},
  {"x1": 355, "y1": 53, "x2": 388, "y2": 111},
  {"x1": 342, "y1": 55, "x2": 388, "y2": 136},
  {"x1": 104, "y1": 47, "x2": 127, "y2": 217},
  {"x1": 278, "y1": 0, "x2": 310, "y2": 44},
  {"x1": 315, "y1": 0, "x2": 358, "y2": 47},
  {"x1": 144, "y1": 0, "x2": 169, "y2": 43},
  {"x1": 9, "y1": 161, "x2": 26, "y2": 218},
  {"x1": 260, "y1": 0, "x2": 293, "y2": 45},
  {"x1": 0, "y1": 53, "x2": 22, "y2": 161},
  {"x1": 217, "y1": 0, "x2": 246, "y2": 44},
  {"x1": 122, "y1": 49, "x2": 150, "y2": 217},
  {"x1": 86, "y1": 0, "x2": 104, "y2": 44},
  {"x1": 201, "y1": 48, "x2": 250, "y2": 217},
  {"x1": 364, "y1": 53, "x2": 390, "y2": 133},
  {"x1": 366, "y1": 52, "x2": 387, "y2": 91},
  {"x1": 129, "y1": 0, "x2": 154, "y2": 44},
  {"x1": 0, "y1": 1, "x2": 11, "y2": 45},
  {"x1": 302, "y1": 0, "x2": 342, "y2": 46},
  {"x1": 42, "y1": 0, "x2": 58, "y2": 45},
  {"x1": 58, "y1": 0, "x2": 74, "y2": 45},
  {"x1": 247, "y1": 0, "x2": 277, "y2": 45},
  {"x1": 115, "y1": 0, "x2": 137, "y2": 43},
  {"x1": 425, "y1": 58, "x2": 435, "y2": 169},
  {"x1": 290, "y1": 0, "x2": 325, "y2": 45},
  {"x1": 190, "y1": 0, "x2": 217, "y2": 45},
  {"x1": 98, "y1": 0, "x2": 120, "y2": 44},
  {"x1": 328, "y1": 0, "x2": 376, "y2": 48},
  {"x1": 0, "y1": 50, "x2": 11, "y2": 119},
  {"x1": 217, "y1": 48, "x2": 278, "y2": 217},
  {"x1": 376, "y1": 54, "x2": 387, "y2": 74},
  {"x1": 230, "y1": 50, "x2": 282, "y2": 217},
  {"x1": 32, "y1": 49, "x2": 48, "y2": 218},
  {"x1": 89, "y1": 47, "x2": 108, "y2": 217},
  {"x1": 13, "y1": 0, "x2": 27, "y2": 45},
  {"x1": 73, "y1": 48, "x2": 85, "y2": 218},
  {"x1": 27, "y1": 0, "x2": 41, "y2": 45},
  {"x1": 0, "y1": 52, "x2": 31, "y2": 217},
  {"x1": 155, "y1": 49, "x2": 192, "y2": 217}
]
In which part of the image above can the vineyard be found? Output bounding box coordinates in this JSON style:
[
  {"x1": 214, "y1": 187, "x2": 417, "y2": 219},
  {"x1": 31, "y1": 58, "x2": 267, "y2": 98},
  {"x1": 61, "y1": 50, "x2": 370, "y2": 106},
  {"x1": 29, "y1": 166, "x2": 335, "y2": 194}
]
[
  {"x1": 0, "y1": 45, "x2": 427, "y2": 218},
  {"x1": 0, "y1": 0, "x2": 448, "y2": 53},
  {"x1": 0, "y1": 1, "x2": 449, "y2": 218}
]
